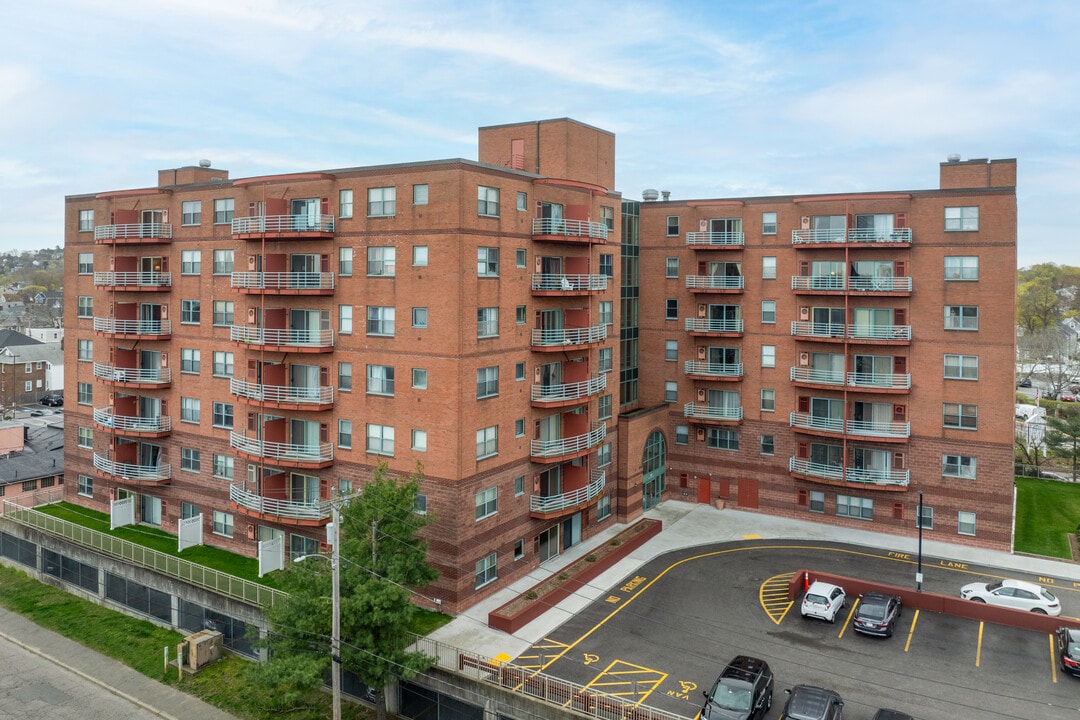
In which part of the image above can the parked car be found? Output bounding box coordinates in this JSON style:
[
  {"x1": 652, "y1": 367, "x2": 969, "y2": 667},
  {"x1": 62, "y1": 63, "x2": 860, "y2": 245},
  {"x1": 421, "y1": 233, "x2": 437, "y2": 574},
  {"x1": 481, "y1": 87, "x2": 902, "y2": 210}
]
[
  {"x1": 1061, "y1": 393, "x2": 1078, "y2": 402},
  {"x1": 960, "y1": 579, "x2": 1061, "y2": 615},
  {"x1": 40, "y1": 393, "x2": 63, "y2": 407},
  {"x1": 781, "y1": 685, "x2": 843, "y2": 720},
  {"x1": 852, "y1": 592, "x2": 903, "y2": 637},
  {"x1": 1055, "y1": 626, "x2": 1080, "y2": 676},
  {"x1": 801, "y1": 581, "x2": 847, "y2": 623},
  {"x1": 1017, "y1": 377, "x2": 1032, "y2": 388},
  {"x1": 701, "y1": 655, "x2": 774, "y2": 720},
  {"x1": 872, "y1": 710, "x2": 914, "y2": 720}
]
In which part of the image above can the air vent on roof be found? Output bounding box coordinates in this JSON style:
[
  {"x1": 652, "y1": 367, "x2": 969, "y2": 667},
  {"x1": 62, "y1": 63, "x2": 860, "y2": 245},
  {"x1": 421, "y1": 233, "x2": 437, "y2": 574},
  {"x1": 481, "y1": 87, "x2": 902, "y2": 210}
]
[
  {"x1": 199, "y1": 159, "x2": 211, "y2": 168},
  {"x1": 642, "y1": 189, "x2": 659, "y2": 201},
  {"x1": 947, "y1": 154, "x2": 961, "y2": 163}
]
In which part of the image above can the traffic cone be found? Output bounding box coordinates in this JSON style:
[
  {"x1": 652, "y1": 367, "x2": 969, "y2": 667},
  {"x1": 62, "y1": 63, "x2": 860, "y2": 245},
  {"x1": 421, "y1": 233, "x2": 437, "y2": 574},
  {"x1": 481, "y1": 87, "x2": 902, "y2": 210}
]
[{"x1": 804, "y1": 571, "x2": 810, "y2": 591}]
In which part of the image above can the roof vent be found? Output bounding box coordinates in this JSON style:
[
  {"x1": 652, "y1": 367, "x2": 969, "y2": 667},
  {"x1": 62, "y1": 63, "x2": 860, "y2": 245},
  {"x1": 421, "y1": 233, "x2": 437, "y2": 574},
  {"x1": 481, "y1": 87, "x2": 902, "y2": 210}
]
[
  {"x1": 642, "y1": 189, "x2": 659, "y2": 201},
  {"x1": 947, "y1": 154, "x2": 961, "y2": 163},
  {"x1": 661, "y1": 190, "x2": 671, "y2": 201},
  {"x1": 199, "y1": 159, "x2": 212, "y2": 168}
]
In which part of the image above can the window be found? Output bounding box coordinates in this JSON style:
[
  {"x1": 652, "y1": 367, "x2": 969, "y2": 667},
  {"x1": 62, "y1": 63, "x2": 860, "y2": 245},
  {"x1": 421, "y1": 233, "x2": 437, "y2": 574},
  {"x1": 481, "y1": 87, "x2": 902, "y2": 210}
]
[
  {"x1": 212, "y1": 401, "x2": 233, "y2": 428},
  {"x1": 478, "y1": 186, "x2": 500, "y2": 216},
  {"x1": 837, "y1": 495, "x2": 873, "y2": 520},
  {"x1": 599, "y1": 348, "x2": 613, "y2": 373},
  {"x1": 761, "y1": 300, "x2": 776, "y2": 324},
  {"x1": 368, "y1": 186, "x2": 396, "y2": 216},
  {"x1": 665, "y1": 340, "x2": 678, "y2": 361},
  {"x1": 181, "y1": 397, "x2": 201, "y2": 423},
  {"x1": 516, "y1": 248, "x2": 527, "y2": 267},
  {"x1": 367, "y1": 306, "x2": 395, "y2": 336},
  {"x1": 600, "y1": 254, "x2": 614, "y2": 278},
  {"x1": 916, "y1": 504, "x2": 934, "y2": 530},
  {"x1": 77, "y1": 296, "x2": 93, "y2": 318},
  {"x1": 475, "y1": 487, "x2": 498, "y2": 520},
  {"x1": 665, "y1": 257, "x2": 679, "y2": 278},
  {"x1": 945, "y1": 206, "x2": 979, "y2": 231},
  {"x1": 413, "y1": 184, "x2": 428, "y2": 205},
  {"x1": 414, "y1": 493, "x2": 428, "y2": 514},
  {"x1": 338, "y1": 420, "x2": 352, "y2": 448},
  {"x1": 212, "y1": 510, "x2": 234, "y2": 538},
  {"x1": 367, "y1": 424, "x2": 395, "y2": 455},
  {"x1": 77, "y1": 426, "x2": 93, "y2": 448},
  {"x1": 476, "y1": 366, "x2": 499, "y2": 398},
  {"x1": 477, "y1": 307, "x2": 498, "y2": 338},
  {"x1": 943, "y1": 454, "x2": 977, "y2": 479},
  {"x1": 413, "y1": 245, "x2": 428, "y2": 266},
  {"x1": 597, "y1": 494, "x2": 612, "y2": 521},
  {"x1": 78, "y1": 252, "x2": 94, "y2": 274},
  {"x1": 181, "y1": 299, "x2": 201, "y2": 324},
  {"x1": 943, "y1": 403, "x2": 977, "y2": 430},
  {"x1": 665, "y1": 381, "x2": 678, "y2": 402},
  {"x1": 181, "y1": 348, "x2": 200, "y2": 374},
  {"x1": 945, "y1": 305, "x2": 978, "y2": 330},
  {"x1": 77, "y1": 382, "x2": 92, "y2": 405},
  {"x1": 600, "y1": 205, "x2": 615, "y2": 231},
  {"x1": 478, "y1": 247, "x2": 499, "y2": 277},
  {"x1": 412, "y1": 368, "x2": 428, "y2": 389},
  {"x1": 213, "y1": 454, "x2": 234, "y2": 480},
  {"x1": 78, "y1": 209, "x2": 94, "y2": 231},
  {"x1": 762, "y1": 211, "x2": 777, "y2": 235},
  {"x1": 476, "y1": 426, "x2": 498, "y2": 459},
  {"x1": 77, "y1": 474, "x2": 93, "y2": 497},
  {"x1": 516, "y1": 305, "x2": 526, "y2": 324},
  {"x1": 598, "y1": 442, "x2": 612, "y2": 467},
  {"x1": 412, "y1": 307, "x2": 428, "y2": 328},
  {"x1": 368, "y1": 247, "x2": 396, "y2": 276},
  {"x1": 944, "y1": 256, "x2": 979, "y2": 280},
  {"x1": 181, "y1": 448, "x2": 201, "y2": 472},
  {"x1": 666, "y1": 215, "x2": 680, "y2": 237},
  {"x1": 213, "y1": 198, "x2": 234, "y2": 224},
  {"x1": 665, "y1": 299, "x2": 678, "y2": 320},
  {"x1": 367, "y1": 365, "x2": 395, "y2": 396},
  {"x1": 181, "y1": 250, "x2": 201, "y2": 274},
  {"x1": 181, "y1": 502, "x2": 199, "y2": 520},
  {"x1": 707, "y1": 428, "x2": 739, "y2": 450},
  {"x1": 514, "y1": 475, "x2": 525, "y2": 496},
  {"x1": 517, "y1": 192, "x2": 527, "y2": 211},
  {"x1": 515, "y1": 362, "x2": 526, "y2": 381},
  {"x1": 212, "y1": 249, "x2": 234, "y2": 275},
  {"x1": 475, "y1": 552, "x2": 497, "y2": 588},
  {"x1": 762, "y1": 256, "x2": 777, "y2": 280},
  {"x1": 338, "y1": 362, "x2": 353, "y2": 391},
  {"x1": 213, "y1": 300, "x2": 234, "y2": 326},
  {"x1": 181, "y1": 200, "x2": 202, "y2": 226},
  {"x1": 339, "y1": 305, "x2": 353, "y2": 334},
  {"x1": 958, "y1": 511, "x2": 976, "y2": 536},
  {"x1": 339, "y1": 247, "x2": 353, "y2": 276},
  {"x1": 599, "y1": 301, "x2": 613, "y2": 326},
  {"x1": 77, "y1": 339, "x2": 93, "y2": 361},
  {"x1": 760, "y1": 435, "x2": 775, "y2": 455},
  {"x1": 412, "y1": 429, "x2": 427, "y2": 451},
  {"x1": 675, "y1": 425, "x2": 689, "y2": 445},
  {"x1": 944, "y1": 354, "x2": 978, "y2": 380},
  {"x1": 598, "y1": 394, "x2": 612, "y2": 420},
  {"x1": 761, "y1": 345, "x2": 775, "y2": 368},
  {"x1": 212, "y1": 351, "x2": 233, "y2": 377},
  {"x1": 760, "y1": 388, "x2": 775, "y2": 412},
  {"x1": 339, "y1": 189, "x2": 353, "y2": 218},
  {"x1": 809, "y1": 491, "x2": 825, "y2": 513},
  {"x1": 515, "y1": 418, "x2": 525, "y2": 437}
]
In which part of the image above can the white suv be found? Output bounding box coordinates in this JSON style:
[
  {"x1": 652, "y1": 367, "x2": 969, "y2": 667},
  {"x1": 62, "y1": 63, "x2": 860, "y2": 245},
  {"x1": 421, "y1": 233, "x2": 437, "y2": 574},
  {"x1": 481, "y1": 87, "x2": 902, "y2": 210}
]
[
  {"x1": 960, "y1": 579, "x2": 1061, "y2": 615},
  {"x1": 801, "y1": 581, "x2": 847, "y2": 623}
]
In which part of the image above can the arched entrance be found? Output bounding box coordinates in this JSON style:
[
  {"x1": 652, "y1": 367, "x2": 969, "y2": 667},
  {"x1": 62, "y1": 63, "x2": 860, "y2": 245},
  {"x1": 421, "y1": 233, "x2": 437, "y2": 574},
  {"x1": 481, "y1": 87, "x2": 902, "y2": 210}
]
[{"x1": 641, "y1": 430, "x2": 667, "y2": 511}]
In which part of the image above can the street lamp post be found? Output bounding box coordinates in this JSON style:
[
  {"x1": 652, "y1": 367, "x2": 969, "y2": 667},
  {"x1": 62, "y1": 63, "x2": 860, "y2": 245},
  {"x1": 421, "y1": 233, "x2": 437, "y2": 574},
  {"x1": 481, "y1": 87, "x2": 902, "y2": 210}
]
[
  {"x1": 916, "y1": 490, "x2": 924, "y2": 592},
  {"x1": 330, "y1": 501, "x2": 341, "y2": 720}
]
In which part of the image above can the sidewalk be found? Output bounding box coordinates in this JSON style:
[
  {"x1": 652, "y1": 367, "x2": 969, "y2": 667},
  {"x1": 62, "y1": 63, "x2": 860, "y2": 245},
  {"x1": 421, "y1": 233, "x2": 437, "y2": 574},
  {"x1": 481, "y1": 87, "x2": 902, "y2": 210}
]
[
  {"x1": 429, "y1": 500, "x2": 1080, "y2": 661},
  {"x1": 0, "y1": 605, "x2": 238, "y2": 720}
]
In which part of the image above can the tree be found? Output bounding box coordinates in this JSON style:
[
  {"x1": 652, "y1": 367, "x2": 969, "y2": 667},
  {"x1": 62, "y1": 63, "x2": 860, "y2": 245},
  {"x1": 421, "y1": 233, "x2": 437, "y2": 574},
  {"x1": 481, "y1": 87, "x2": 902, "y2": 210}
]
[
  {"x1": 1044, "y1": 409, "x2": 1080, "y2": 481},
  {"x1": 1016, "y1": 328, "x2": 1080, "y2": 398},
  {"x1": 252, "y1": 463, "x2": 438, "y2": 719}
]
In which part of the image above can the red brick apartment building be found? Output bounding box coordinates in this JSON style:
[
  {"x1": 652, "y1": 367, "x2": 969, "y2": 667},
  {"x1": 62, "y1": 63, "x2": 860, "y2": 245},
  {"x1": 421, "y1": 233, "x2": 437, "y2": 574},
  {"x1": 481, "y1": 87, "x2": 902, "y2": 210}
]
[{"x1": 63, "y1": 118, "x2": 1017, "y2": 612}]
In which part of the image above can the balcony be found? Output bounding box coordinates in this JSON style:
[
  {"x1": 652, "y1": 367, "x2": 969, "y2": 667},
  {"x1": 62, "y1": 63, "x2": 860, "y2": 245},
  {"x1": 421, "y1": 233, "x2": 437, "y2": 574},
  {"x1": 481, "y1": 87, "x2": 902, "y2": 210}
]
[
  {"x1": 230, "y1": 377, "x2": 334, "y2": 410},
  {"x1": 531, "y1": 324, "x2": 608, "y2": 351},
  {"x1": 93, "y1": 271, "x2": 172, "y2": 290},
  {"x1": 789, "y1": 457, "x2": 910, "y2": 489},
  {"x1": 531, "y1": 274, "x2": 608, "y2": 295},
  {"x1": 93, "y1": 363, "x2": 171, "y2": 388},
  {"x1": 790, "y1": 367, "x2": 844, "y2": 387},
  {"x1": 229, "y1": 483, "x2": 332, "y2": 526},
  {"x1": 230, "y1": 271, "x2": 335, "y2": 295},
  {"x1": 93, "y1": 317, "x2": 171, "y2": 340},
  {"x1": 789, "y1": 368, "x2": 911, "y2": 393},
  {"x1": 790, "y1": 322, "x2": 911, "y2": 344},
  {"x1": 684, "y1": 361, "x2": 743, "y2": 381},
  {"x1": 531, "y1": 374, "x2": 606, "y2": 407},
  {"x1": 685, "y1": 275, "x2": 744, "y2": 293},
  {"x1": 230, "y1": 325, "x2": 334, "y2": 352},
  {"x1": 789, "y1": 412, "x2": 845, "y2": 436},
  {"x1": 94, "y1": 223, "x2": 172, "y2": 245},
  {"x1": 846, "y1": 418, "x2": 910, "y2": 440},
  {"x1": 231, "y1": 215, "x2": 335, "y2": 241},
  {"x1": 93, "y1": 407, "x2": 171, "y2": 438},
  {"x1": 684, "y1": 318, "x2": 744, "y2": 337},
  {"x1": 530, "y1": 470, "x2": 606, "y2": 519},
  {"x1": 530, "y1": 422, "x2": 606, "y2": 463},
  {"x1": 93, "y1": 452, "x2": 171, "y2": 484},
  {"x1": 683, "y1": 402, "x2": 743, "y2": 424},
  {"x1": 791, "y1": 228, "x2": 912, "y2": 246},
  {"x1": 230, "y1": 431, "x2": 334, "y2": 469},
  {"x1": 531, "y1": 218, "x2": 608, "y2": 244},
  {"x1": 685, "y1": 231, "x2": 745, "y2": 248},
  {"x1": 791, "y1": 275, "x2": 912, "y2": 295}
]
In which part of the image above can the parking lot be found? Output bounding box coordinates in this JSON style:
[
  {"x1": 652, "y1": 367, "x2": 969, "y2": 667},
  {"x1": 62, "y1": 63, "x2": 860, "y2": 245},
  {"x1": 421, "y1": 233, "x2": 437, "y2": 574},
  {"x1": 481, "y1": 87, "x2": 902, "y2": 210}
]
[{"x1": 512, "y1": 541, "x2": 1080, "y2": 719}]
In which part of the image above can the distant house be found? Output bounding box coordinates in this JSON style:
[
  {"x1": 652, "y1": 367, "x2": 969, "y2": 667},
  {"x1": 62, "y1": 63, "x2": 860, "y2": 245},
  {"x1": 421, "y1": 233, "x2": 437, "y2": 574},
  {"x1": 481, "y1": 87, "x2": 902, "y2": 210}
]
[
  {"x1": 32, "y1": 291, "x2": 63, "y2": 309},
  {"x1": 0, "y1": 331, "x2": 61, "y2": 406},
  {"x1": 0, "y1": 421, "x2": 64, "y2": 505}
]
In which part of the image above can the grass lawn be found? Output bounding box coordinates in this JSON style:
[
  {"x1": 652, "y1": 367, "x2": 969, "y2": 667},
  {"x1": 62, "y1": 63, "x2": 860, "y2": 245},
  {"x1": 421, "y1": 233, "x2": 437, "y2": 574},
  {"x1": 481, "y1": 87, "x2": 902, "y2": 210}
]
[{"x1": 1014, "y1": 476, "x2": 1080, "y2": 559}]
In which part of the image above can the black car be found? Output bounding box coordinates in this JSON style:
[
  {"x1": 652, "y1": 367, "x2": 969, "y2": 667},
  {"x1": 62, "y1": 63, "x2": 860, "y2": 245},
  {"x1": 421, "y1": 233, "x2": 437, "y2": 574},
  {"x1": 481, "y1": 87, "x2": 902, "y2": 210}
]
[
  {"x1": 852, "y1": 592, "x2": 903, "y2": 637},
  {"x1": 40, "y1": 393, "x2": 63, "y2": 407},
  {"x1": 872, "y1": 711, "x2": 914, "y2": 720},
  {"x1": 701, "y1": 655, "x2": 773, "y2": 720},
  {"x1": 1056, "y1": 626, "x2": 1080, "y2": 676},
  {"x1": 1017, "y1": 377, "x2": 1032, "y2": 388},
  {"x1": 781, "y1": 686, "x2": 843, "y2": 720}
]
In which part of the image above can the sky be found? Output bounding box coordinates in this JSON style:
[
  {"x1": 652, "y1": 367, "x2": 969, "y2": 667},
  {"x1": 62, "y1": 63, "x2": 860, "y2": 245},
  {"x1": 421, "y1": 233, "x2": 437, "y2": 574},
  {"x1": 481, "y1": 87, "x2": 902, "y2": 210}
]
[{"x1": 1, "y1": 0, "x2": 1076, "y2": 267}]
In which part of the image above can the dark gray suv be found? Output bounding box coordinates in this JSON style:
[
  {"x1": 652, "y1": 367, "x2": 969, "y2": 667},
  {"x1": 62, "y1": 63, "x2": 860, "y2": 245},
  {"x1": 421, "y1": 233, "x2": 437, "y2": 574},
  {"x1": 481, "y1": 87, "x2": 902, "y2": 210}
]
[
  {"x1": 781, "y1": 685, "x2": 843, "y2": 720},
  {"x1": 701, "y1": 655, "x2": 773, "y2": 720}
]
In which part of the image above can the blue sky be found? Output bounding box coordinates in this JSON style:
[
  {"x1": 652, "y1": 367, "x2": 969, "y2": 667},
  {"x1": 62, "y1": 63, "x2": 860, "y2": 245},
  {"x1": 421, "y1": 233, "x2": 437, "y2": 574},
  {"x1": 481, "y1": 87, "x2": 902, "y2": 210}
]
[{"x1": 1, "y1": 0, "x2": 1076, "y2": 267}]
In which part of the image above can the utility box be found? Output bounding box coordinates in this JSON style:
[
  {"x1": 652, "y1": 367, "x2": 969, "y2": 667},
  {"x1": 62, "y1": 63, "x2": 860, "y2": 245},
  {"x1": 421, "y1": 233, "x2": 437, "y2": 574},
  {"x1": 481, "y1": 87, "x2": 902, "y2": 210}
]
[{"x1": 182, "y1": 629, "x2": 223, "y2": 670}]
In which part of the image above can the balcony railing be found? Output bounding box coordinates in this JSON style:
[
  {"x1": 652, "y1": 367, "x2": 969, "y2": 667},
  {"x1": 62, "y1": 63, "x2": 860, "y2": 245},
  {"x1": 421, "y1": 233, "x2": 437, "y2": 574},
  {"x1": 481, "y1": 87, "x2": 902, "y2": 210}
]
[
  {"x1": 230, "y1": 325, "x2": 334, "y2": 348},
  {"x1": 231, "y1": 215, "x2": 335, "y2": 235},
  {"x1": 94, "y1": 223, "x2": 172, "y2": 241},
  {"x1": 530, "y1": 471, "x2": 606, "y2": 514},
  {"x1": 789, "y1": 457, "x2": 910, "y2": 487},
  {"x1": 93, "y1": 363, "x2": 171, "y2": 385},
  {"x1": 230, "y1": 377, "x2": 334, "y2": 405},
  {"x1": 530, "y1": 374, "x2": 606, "y2": 403},
  {"x1": 789, "y1": 412, "x2": 845, "y2": 433},
  {"x1": 530, "y1": 423, "x2": 606, "y2": 459},
  {"x1": 230, "y1": 271, "x2": 335, "y2": 291},
  {"x1": 229, "y1": 432, "x2": 334, "y2": 464},
  {"x1": 790, "y1": 322, "x2": 910, "y2": 341},
  {"x1": 531, "y1": 325, "x2": 608, "y2": 347},
  {"x1": 791, "y1": 228, "x2": 912, "y2": 245},
  {"x1": 846, "y1": 418, "x2": 910, "y2": 439},
  {"x1": 93, "y1": 407, "x2": 171, "y2": 433},
  {"x1": 685, "y1": 275, "x2": 744, "y2": 291},
  {"x1": 788, "y1": 457, "x2": 844, "y2": 482},
  {"x1": 93, "y1": 318, "x2": 171, "y2": 336},
  {"x1": 684, "y1": 318, "x2": 744, "y2": 334},
  {"x1": 848, "y1": 276, "x2": 912, "y2": 292},
  {"x1": 683, "y1": 403, "x2": 743, "y2": 422},
  {"x1": 685, "y1": 231, "x2": 745, "y2": 247},
  {"x1": 531, "y1": 274, "x2": 608, "y2": 292},
  {"x1": 93, "y1": 271, "x2": 172, "y2": 288},
  {"x1": 229, "y1": 483, "x2": 332, "y2": 521},
  {"x1": 846, "y1": 372, "x2": 911, "y2": 390},
  {"x1": 93, "y1": 452, "x2": 171, "y2": 482},
  {"x1": 531, "y1": 218, "x2": 609, "y2": 241},
  {"x1": 791, "y1": 276, "x2": 846, "y2": 291},
  {"x1": 790, "y1": 367, "x2": 845, "y2": 385},
  {"x1": 684, "y1": 361, "x2": 743, "y2": 378}
]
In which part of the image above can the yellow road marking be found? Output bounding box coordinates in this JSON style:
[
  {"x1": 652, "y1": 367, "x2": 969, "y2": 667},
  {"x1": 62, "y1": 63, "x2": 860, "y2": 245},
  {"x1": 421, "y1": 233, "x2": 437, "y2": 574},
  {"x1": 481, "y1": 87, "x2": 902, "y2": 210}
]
[
  {"x1": 903, "y1": 609, "x2": 919, "y2": 652},
  {"x1": 837, "y1": 597, "x2": 859, "y2": 639},
  {"x1": 575, "y1": 659, "x2": 667, "y2": 707},
  {"x1": 976, "y1": 621, "x2": 984, "y2": 667},
  {"x1": 758, "y1": 572, "x2": 796, "y2": 625},
  {"x1": 1050, "y1": 633, "x2": 1058, "y2": 684},
  {"x1": 743, "y1": 534, "x2": 762, "y2": 539}
]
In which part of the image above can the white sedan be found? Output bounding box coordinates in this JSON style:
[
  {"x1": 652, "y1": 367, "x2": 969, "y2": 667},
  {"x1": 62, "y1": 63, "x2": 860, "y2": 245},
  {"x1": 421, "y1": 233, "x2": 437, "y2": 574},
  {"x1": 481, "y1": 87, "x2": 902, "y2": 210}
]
[
  {"x1": 801, "y1": 581, "x2": 847, "y2": 622},
  {"x1": 960, "y1": 579, "x2": 1061, "y2": 616}
]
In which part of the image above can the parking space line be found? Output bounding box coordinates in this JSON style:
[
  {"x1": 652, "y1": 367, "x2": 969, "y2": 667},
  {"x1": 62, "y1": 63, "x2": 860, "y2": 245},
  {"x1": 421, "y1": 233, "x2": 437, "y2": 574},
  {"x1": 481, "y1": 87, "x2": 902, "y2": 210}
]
[
  {"x1": 837, "y1": 597, "x2": 859, "y2": 639},
  {"x1": 903, "y1": 609, "x2": 919, "y2": 652},
  {"x1": 1050, "y1": 633, "x2": 1058, "y2": 684},
  {"x1": 976, "y1": 621, "x2": 984, "y2": 667}
]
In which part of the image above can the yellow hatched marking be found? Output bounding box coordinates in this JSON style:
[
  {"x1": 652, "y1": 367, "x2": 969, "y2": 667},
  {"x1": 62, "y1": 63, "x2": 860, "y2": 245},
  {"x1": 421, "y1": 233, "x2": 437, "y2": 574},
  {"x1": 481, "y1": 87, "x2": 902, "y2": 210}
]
[
  {"x1": 516, "y1": 638, "x2": 570, "y2": 670},
  {"x1": 759, "y1": 572, "x2": 796, "y2": 625},
  {"x1": 573, "y1": 659, "x2": 668, "y2": 707}
]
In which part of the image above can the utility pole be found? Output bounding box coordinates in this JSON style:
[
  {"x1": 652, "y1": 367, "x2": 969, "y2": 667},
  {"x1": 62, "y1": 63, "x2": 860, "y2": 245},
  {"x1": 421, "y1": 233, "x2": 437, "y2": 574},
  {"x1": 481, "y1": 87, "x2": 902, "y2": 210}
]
[{"x1": 331, "y1": 501, "x2": 341, "y2": 720}]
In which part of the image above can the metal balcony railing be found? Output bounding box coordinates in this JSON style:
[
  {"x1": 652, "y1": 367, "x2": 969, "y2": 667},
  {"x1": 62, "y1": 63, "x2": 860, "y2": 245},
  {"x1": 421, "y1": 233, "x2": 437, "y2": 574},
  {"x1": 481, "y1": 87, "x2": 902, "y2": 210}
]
[
  {"x1": 230, "y1": 271, "x2": 335, "y2": 291},
  {"x1": 685, "y1": 231, "x2": 745, "y2": 247},
  {"x1": 791, "y1": 228, "x2": 912, "y2": 245},
  {"x1": 683, "y1": 403, "x2": 743, "y2": 421},
  {"x1": 93, "y1": 407, "x2": 171, "y2": 433},
  {"x1": 530, "y1": 218, "x2": 608, "y2": 240},
  {"x1": 231, "y1": 215, "x2": 335, "y2": 234},
  {"x1": 93, "y1": 453, "x2": 171, "y2": 481},
  {"x1": 684, "y1": 318, "x2": 744, "y2": 334},
  {"x1": 93, "y1": 363, "x2": 171, "y2": 384},
  {"x1": 789, "y1": 457, "x2": 910, "y2": 486},
  {"x1": 530, "y1": 471, "x2": 606, "y2": 513},
  {"x1": 230, "y1": 377, "x2": 334, "y2": 404},
  {"x1": 790, "y1": 367, "x2": 845, "y2": 385},
  {"x1": 685, "y1": 275, "x2": 744, "y2": 290},
  {"x1": 93, "y1": 318, "x2": 171, "y2": 336},
  {"x1": 846, "y1": 372, "x2": 911, "y2": 389},
  {"x1": 229, "y1": 432, "x2": 334, "y2": 463},
  {"x1": 531, "y1": 325, "x2": 608, "y2": 347},
  {"x1": 685, "y1": 361, "x2": 743, "y2": 378},
  {"x1": 93, "y1": 271, "x2": 172, "y2": 288},
  {"x1": 531, "y1": 273, "x2": 608, "y2": 292},
  {"x1": 848, "y1": 276, "x2": 912, "y2": 292},
  {"x1": 530, "y1": 374, "x2": 606, "y2": 403},
  {"x1": 229, "y1": 483, "x2": 332, "y2": 521},
  {"x1": 791, "y1": 275, "x2": 846, "y2": 291},
  {"x1": 94, "y1": 223, "x2": 172, "y2": 241},
  {"x1": 530, "y1": 423, "x2": 606, "y2": 458},
  {"x1": 788, "y1": 457, "x2": 844, "y2": 482},
  {"x1": 789, "y1": 322, "x2": 910, "y2": 341},
  {"x1": 790, "y1": 412, "x2": 845, "y2": 433},
  {"x1": 846, "y1": 419, "x2": 910, "y2": 438},
  {"x1": 229, "y1": 325, "x2": 334, "y2": 348}
]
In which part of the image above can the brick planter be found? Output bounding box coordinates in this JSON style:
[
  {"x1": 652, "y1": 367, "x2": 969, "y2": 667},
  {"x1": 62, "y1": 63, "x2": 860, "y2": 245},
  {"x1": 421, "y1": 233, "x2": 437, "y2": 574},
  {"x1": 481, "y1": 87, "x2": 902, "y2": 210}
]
[{"x1": 488, "y1": 519, "x2": 662, "y2": 633}]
